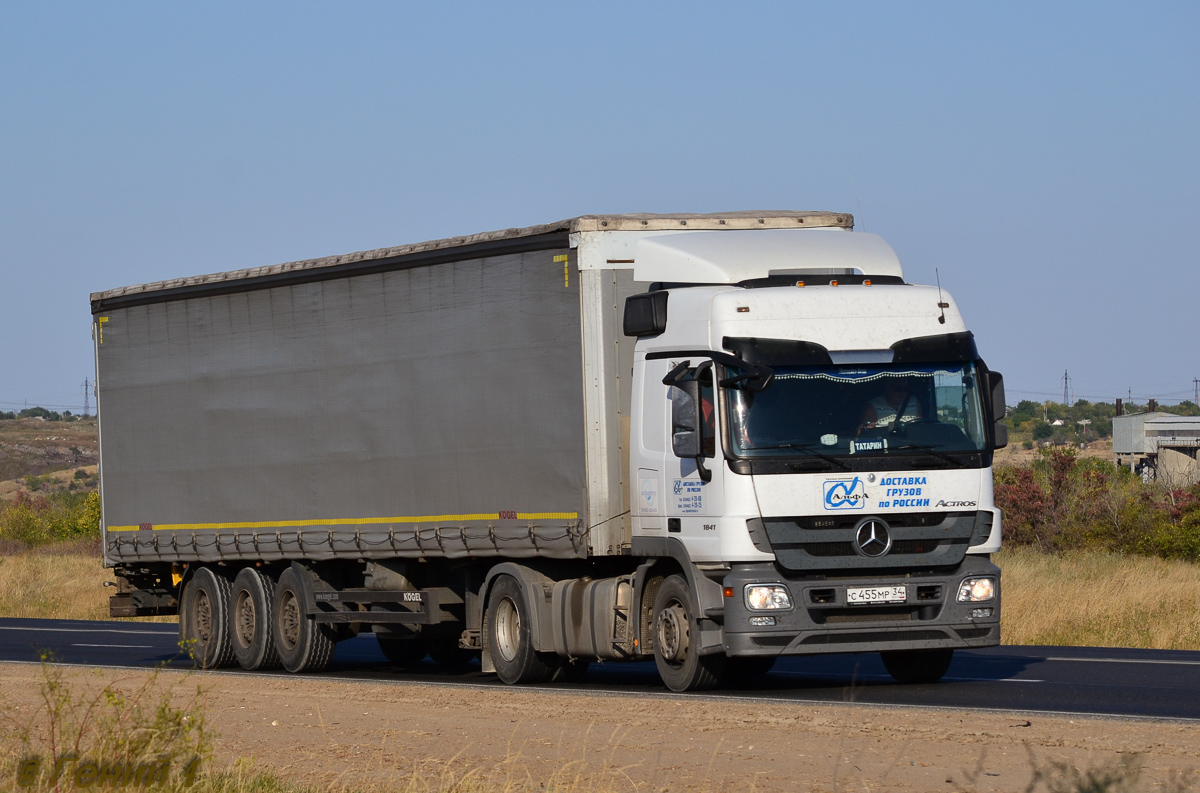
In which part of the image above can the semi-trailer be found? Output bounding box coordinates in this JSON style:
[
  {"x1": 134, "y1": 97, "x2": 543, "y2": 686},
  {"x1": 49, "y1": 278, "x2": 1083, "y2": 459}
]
[{"x1": 92, "y1": 211, "x2": 1006, "y2": 691}]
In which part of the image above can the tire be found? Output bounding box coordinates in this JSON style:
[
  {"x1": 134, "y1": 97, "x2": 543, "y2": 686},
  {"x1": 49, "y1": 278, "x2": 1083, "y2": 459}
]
[
  {"x1": 881, "y1": 648, "x2": 954, "y2": 684},
  {"x1": 723, "y1": 656, "x2": 776, "y2": 684},
  {"x1": 229, "y1": 567, "x2": 281, "y2": 671},
  {"x1": 651, "y1": 574, "x2": 726, "y2": 692},
  {"x1": 486, "y1": 574, "x2": 557, "y2": 684},
  {"x1": 272, "y1": 567, "x2": 336, "y2": 674},
  {"x1": 180, "y1": 567, "x2": 236, "y2": 669},
  {"x1": 377, "y1": 634, "x2": 428, "y2": 667}
]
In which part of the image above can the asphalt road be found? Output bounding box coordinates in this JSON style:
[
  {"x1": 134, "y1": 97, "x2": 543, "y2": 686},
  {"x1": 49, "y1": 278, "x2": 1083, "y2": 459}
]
[{"x1": 3, "y1": 617, "x2": 1198, "y2": 721}]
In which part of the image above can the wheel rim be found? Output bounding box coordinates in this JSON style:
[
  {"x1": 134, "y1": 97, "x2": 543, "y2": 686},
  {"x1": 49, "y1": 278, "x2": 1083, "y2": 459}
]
[
  {"x1": 194, "y1": 589, "x2": 212, "y2": 643},
  {"x1": 279, "y1": 591, "x2": 300, "y2": 651},
  {"x1": 493, "y1": 596, "x2": 521, "y2": 662},
  {"x1": 235, "y1": 590, "x2": 255, "y2": 649},
  {"x1": 656, "y1": 599, "x2": 689, "y2": 667}
]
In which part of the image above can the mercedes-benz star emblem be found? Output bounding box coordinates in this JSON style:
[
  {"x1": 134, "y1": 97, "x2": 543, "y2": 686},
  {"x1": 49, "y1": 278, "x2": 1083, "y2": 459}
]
[{"x1": 854, "y1": 519, "x2": 892, "y2": 558}]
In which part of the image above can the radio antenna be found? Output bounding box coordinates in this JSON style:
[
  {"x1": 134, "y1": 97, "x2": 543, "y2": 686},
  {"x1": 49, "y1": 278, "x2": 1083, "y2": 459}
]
[{"x1": 935, "y1": 268, "x2": 948, "y2": 324}]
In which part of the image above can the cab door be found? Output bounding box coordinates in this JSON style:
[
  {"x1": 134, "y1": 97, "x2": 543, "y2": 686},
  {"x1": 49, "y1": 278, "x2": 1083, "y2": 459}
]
[{"x1": 664, "y1": 362, "x2": 723, "y2": 557}]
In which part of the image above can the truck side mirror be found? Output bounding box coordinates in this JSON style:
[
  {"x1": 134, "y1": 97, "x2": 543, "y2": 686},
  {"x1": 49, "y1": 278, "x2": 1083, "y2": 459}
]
[
  {"x1": 989, "y1": 371, "x2": 1006, "y2": 420},
  {"x1": 988, "y1": 371, "x2": 1008, "y2": 449},
  {"x1": 669, "y1": 380, "x2": 712, "y2": 481},
  {"x1": 670, "y1": 381, "x2": 702, "y2": 458}
]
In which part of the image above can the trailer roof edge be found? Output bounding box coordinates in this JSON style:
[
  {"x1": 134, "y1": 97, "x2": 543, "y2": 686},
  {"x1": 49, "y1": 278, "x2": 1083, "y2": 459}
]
[{"x1": 89, "y1": 211, "x2": 852, "y2": 313}]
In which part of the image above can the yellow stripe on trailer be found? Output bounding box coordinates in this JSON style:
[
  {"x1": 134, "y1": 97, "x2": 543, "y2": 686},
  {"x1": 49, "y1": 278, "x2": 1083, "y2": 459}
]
[{"x1": 106, "y1": 511, "x2": 580, "y2": 532}]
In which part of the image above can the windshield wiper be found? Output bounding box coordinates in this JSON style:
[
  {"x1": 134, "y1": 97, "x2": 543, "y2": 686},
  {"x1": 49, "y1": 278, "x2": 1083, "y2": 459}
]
[
  {"x1": 889, "y1": 444, "x2": 967, "y2": 468},
  {"x1": 762, "y1": 443, "x2": 852, "y2": 470}
]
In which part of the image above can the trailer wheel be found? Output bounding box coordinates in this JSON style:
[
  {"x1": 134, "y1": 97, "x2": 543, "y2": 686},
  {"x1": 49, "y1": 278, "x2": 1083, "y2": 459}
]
[
  {"x1": 485, "y1": 574, "x2": 556, "y2": 684},
  {"x1": 181, "y1": 567, "x2": 236, "y2": 669},
  {"x1": 229, "y1": 567, "x2": 281, "y2": 671},
  {"x1": 880, "y1": 648, "x2": 954, "y2": 684},
  {"x1": 651, "y1": 574, "x2": 725, "y2": 692},
  {"x1": 272, "y1": 568, "x2": 336, "y2": 673}
]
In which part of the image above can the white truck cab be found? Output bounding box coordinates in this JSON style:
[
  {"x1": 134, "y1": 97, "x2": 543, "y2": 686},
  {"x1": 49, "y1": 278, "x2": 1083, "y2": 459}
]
[{"x1": 617, "y1": 227, "x2": 1004, "y2": 689}]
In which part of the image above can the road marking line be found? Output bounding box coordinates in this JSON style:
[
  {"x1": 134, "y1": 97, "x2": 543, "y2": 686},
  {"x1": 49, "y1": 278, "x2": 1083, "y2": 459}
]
[
  {"x1": 0, "y1": 626, "x2": 173, "y2": 636},
  {"x1": 944, "y1": 677, "x2": 1044, "y2": 683},
  {"x1": 1044, "y1": 657, "x2": 1200, "y2": 667},
  {"x1": 72, "y1": 644, "x2": 154, "y2": 649}
]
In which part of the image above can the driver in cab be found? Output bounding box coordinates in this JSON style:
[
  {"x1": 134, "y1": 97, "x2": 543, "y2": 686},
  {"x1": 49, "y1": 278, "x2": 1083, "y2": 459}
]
[{"x1": 859, "y1": 378, "x2": 923, "y2": 432}]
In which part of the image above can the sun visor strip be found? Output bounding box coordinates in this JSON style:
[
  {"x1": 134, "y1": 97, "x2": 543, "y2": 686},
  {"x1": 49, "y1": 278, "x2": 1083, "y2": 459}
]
[
  {"x1": 890, "y1": 332, "x2": 979, "y2": 364},
  {"x1": 722, "y1": 337, "x2": 833, "y2": 367}
]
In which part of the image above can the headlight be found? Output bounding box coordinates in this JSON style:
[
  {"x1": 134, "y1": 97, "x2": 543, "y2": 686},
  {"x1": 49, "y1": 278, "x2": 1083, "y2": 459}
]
[
  {"x1": 957, "y1": 577, "x2": 996, "y2": 603},
  {"x1": 745, "y1": 584, "x2": 792, "y2": 610}
]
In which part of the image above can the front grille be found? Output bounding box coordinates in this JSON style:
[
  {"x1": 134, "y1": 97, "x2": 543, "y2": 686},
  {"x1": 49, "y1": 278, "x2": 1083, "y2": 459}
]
[
  {"x1": 793, "y1": 512, "x2": 963, "y2": 531},
  {"x1": 891, "y1": 539, "x2": 941, "y2": 554},
  {"x1": 804, "y1": 542, "x2": 855, "y2": 557},
  {"x1": 763, "y1": 511, "x2": 982, "y2": 572}
]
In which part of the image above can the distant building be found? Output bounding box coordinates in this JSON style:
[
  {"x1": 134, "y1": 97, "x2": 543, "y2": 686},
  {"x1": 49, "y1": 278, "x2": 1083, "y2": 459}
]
[{"x1": 1113, "y1": 412, "x2": 1200, "y2": 484}]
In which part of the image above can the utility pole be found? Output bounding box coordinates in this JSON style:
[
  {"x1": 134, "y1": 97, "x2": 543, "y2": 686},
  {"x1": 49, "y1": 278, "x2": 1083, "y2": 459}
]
[
  {"x1": 1062, "y1": 370, "x2": 1070, "y2": 405},
  {"x1": 82, "y1": 378, "x2": 90, "y2": 418},
  {"x1": 1193, "y1": 377, "x2": 1198, "y2": 405}
]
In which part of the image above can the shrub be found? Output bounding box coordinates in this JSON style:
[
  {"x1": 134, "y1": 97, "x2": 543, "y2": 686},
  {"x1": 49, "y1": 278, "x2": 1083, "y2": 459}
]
[
  {"x1": 996, "y1": 448, "x2": 1200, "y2": 562},
  {"x1": 0, "y1": 491, "x2": 101, "y2": 547},
  {"x1": 1, "y1": 660, "x2": 211, "y2": 791},
  {"x1": 18, "y1": 406, "x2": 61, "y2": 421}
]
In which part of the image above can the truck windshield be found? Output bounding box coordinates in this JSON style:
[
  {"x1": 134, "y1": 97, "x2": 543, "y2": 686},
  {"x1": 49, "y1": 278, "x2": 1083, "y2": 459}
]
[{"x1": 725, "y1": 362, "x2": 988, "y2": 458}]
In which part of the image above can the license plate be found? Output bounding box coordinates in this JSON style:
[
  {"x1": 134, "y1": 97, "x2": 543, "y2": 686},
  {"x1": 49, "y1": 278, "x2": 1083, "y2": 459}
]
[{"x1": 846, "y1": 585, "x2": 907, "y2": 605}]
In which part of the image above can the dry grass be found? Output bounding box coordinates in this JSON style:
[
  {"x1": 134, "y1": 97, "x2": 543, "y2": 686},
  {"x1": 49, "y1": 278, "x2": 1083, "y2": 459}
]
[
  {"x1": 0, "y1": 542, "x2": 113, "y2": 620},
  {"x1": 0, "y1": 541, "x2": 171, "y2": 623},
  {"x1": 997, "y1": 546, "x2": 1200, "y2": 650}
]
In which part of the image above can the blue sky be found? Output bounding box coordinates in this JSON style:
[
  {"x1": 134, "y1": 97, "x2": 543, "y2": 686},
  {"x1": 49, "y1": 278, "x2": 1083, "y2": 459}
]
[{"x1": 2, "y1": 2, "x2": 1197, "y2": 411}]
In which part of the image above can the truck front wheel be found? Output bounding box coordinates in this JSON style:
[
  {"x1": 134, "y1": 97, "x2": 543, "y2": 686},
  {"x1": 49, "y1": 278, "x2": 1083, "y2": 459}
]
[
  {"x1": 272, "y1": 568, "x2": 336, "y2": 673},
  {"x1": 180, "y1": 567, "x2": 236, "y2": 669},
  {"x1": 651, "y1": 575, "x2": 725, "y2": 692},
  {"x1": 229, "y1": 567, "x2": 281, "y2": 671},
  {"x1": 880, "y1": 648, "x2": 954, "y2": 684},
  {"x1": 485, "y1": 574, "x2": 557, "y2": 684}
]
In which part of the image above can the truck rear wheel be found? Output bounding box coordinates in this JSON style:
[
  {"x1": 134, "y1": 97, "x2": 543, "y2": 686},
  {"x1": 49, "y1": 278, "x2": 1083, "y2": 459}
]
[
  {"x1": 880, "y1": 648, "x2": 954, "y2": 684},
  {"x1": 486, "y1": 574, "x2": 557, "y2": 684},
  {"x1": 272, "y1": 568, "x2": 336, "y2": 673},
  {"x1": 180, "y1": 567, "x2": 236, "y2": 669},
  {"x1": 652, "y1": 574, "x2": 725, "y2": 692},
  {"x1": 229, "y1": 567, "x2": 281, "y2": 671}
]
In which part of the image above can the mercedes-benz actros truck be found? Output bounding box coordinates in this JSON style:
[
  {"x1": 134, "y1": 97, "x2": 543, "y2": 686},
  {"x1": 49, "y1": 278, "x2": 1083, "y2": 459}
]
[{"x1": 93, "y1": 211, "x2": 1005, "y2": 691}]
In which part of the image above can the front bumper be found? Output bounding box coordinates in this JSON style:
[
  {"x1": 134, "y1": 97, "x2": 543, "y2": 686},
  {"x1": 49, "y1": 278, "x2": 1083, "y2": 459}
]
[{"x1": 721, "y1": 555, "x2": 1001, "y2": 657}]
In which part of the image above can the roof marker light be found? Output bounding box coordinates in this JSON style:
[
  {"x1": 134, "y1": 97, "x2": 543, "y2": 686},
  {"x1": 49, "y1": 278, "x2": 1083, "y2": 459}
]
[{"x1": 736, "y1": 306, "x2": 750, "y2": 313}]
